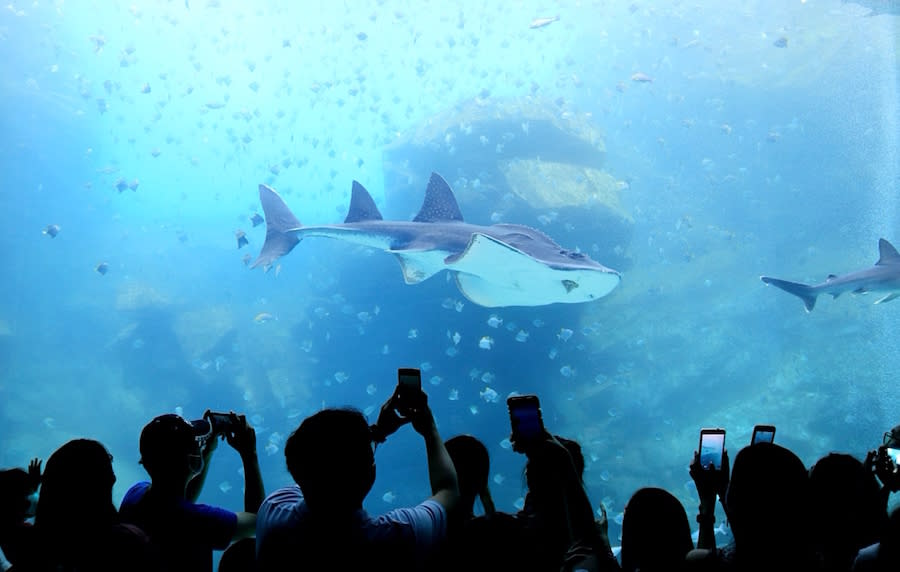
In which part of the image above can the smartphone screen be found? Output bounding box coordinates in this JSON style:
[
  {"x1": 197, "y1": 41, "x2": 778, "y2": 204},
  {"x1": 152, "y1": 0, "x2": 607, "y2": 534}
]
[
  {"x1": 508, "y1": 396, "x2": 544, "y2": 442},
  {"x1": 699, "y1": 429, "x2": 726, "y2": 470},
  {"x1": 397, "y1": 368, "x2": 422, "y2": 392},
  {"x1": 396, "y1": 368, "x2": 422, "y2": 415},
  {"x1": 886, "y1": 447, "x2": 900, "y2": 465},
  {"x1": 751, "y1": 425, "x2": 776, "y2": 445}
]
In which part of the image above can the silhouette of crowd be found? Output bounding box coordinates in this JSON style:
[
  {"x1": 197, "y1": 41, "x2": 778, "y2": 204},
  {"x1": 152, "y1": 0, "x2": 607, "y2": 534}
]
[{"x1": 1, "y1": 378, "x2": 899, "y2": 572}]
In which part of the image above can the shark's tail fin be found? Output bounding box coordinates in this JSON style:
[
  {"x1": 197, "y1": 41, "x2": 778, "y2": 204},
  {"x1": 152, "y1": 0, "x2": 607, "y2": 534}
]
[
  {"x1": 760, "y1": 276, "x2": 818, "y2": 312},
  {"x1": 251, "y1": 184, "x2": 302, "y2": 270}
]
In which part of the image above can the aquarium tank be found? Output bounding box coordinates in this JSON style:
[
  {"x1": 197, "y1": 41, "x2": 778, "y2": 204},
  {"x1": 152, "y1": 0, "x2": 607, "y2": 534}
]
[{"x1": 1, "y1": 0, "x2": 898, "y2": 559}]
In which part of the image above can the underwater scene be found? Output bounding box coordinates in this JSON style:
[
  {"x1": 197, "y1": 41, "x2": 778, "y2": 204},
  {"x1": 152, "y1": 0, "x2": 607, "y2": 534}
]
[{"x1": 1, "y1": 0, "x2": 898, "y2": 554}]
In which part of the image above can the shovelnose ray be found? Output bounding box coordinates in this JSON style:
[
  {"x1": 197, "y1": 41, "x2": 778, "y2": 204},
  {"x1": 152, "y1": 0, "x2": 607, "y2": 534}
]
[
  {"x1": 761, "y1": 238, "x2": 900, "y2": 312},
  {"x1": 252, "y1": 172, "x2": 621, "y2": 307}
]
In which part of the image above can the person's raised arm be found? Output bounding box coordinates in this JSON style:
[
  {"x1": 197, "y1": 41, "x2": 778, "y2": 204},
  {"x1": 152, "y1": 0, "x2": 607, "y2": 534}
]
[
  {"x1": 410, "y1": 398, "x2": 459, "y2": 513},
  {"x1": 690, "y1": 448, "x2": 730, "y2": 551}
]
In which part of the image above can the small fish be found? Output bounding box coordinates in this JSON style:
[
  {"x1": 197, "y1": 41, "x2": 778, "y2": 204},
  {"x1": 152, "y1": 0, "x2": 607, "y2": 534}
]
[
  {"x1": 115, "y1": 178, "x2": 129, "y2": 192},
  {"x1": 254, "y1": 312, "x2": 277, "y2": 323},
  {"x1": 773, "y1": 36, "x2": 788, "y2": 48},
  {"x1": 479, "y1": 336, "x2": 494, "y2": 350},
  {"x1": 236, "y1": 230, "x2": 249, "y2": 249},
  {"x1": 356, "y1": 31, "x2": 368, "y2": 41},
  {"x1": 558, "y1": 328, "x2": 574, "y2": 342},
  {"x1": 241, "y1": 253, "x2": 252, "y2": 266},
  {"x1": 630, "y1": 72, "x2": 654, "y2": 83},
  {"x1": 95, "y1": 262, "x2": 109, "y2": 275},
  {"x1": 205, "y1": 101, "x2": 226, "y2": 109},
  {"x1": 530, "y1": 15, "x2": 559, "y2": 29},
  {"x1": 515, "y1": 330, "x2": 529, "y2": 342},
  {"x1": 486, "y1": 314, "x2": 503, "y2": 328},
  {"x1": 128, "y1": 179, "x2": 139, "y2": 191},
  {"x1": 264, "y1": 442, "x2": 279, "y2": 456},
  {"x1": 382, "y1": 491, "x2": 396, "y2": 503},
  {"x1": 250, "y1": 213, "x2": 264, "y2": 227},
  {"x1": 140, "y1": 83, "x2": 151, "y2": 94},
  {"x1": 150, "y1": 148, "x2": 161, "y2": 157},
  {"x1": 480, "y1": 387, "x2": 499, "y2": 403},
  {"x1": 42, "y1": 224, "x2": 60, "y2": 238}
]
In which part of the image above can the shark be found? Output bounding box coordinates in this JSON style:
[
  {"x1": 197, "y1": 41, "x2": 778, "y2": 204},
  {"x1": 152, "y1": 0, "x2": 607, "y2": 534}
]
[
  {"x1": 251, "y1": 172, "x2": 621, "y2": 307},
  {"x1": 760, "y1": 238, "x2": 900, "y2": 312}
]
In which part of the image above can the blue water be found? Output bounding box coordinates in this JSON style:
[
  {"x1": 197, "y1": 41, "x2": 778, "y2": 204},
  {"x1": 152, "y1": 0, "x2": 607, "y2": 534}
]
[{"x1": 1, "y1": 0, "x2": 898, "y2": 551}]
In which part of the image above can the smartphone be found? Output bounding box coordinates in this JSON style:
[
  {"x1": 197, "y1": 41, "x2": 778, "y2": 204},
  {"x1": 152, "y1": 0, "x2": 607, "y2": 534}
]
[
  {"x1": 396, "y1": 368, "x2": 422, "y2": 414},
  {"x1": 751, "y1": 424, "x2": 776, "y2": 445},
  {"x1": 698, "y1": 428, "x2": 726, "y2": 470},
  {"x1": 507, "y1": 395, "x2": 545, "y2": 443},
  {"x1": 207, "y1": 411, "x2": 236, "y2": 434}
]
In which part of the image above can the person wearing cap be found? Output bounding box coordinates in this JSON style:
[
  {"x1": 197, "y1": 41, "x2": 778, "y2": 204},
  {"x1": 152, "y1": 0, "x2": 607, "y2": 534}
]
[{"x1": 119, "y1": 411, "x2": 264, "y2": 572}]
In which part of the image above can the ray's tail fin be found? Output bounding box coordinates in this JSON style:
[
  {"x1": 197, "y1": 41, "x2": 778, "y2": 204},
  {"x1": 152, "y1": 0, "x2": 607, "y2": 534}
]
[
  {"x1": 251, "y1": 184, "x2": 302, "y2": 270},
  {"x1": 760, "y1": 276, "x2": 818, "y2": 312}
]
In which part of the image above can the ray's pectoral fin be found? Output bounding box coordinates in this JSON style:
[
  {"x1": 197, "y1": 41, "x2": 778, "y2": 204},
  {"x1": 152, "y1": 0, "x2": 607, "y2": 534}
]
[
  {"x1": 390, "y1": 250, "x2": 446, "y2": 284},
  {"x1": 448, "y1": 233, "x2": 567, "y2": 307}
]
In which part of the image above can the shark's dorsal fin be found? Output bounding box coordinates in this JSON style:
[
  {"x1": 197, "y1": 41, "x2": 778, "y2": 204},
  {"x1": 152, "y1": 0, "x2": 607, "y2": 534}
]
[
  {"x1": 413, "y1": 173, "x2": 464, "y2": 223},
  {"x1": 876, "y1": 238, "x2": 900, "y2": 265},
  {"x1": 344, "y1": 181, "x2": 383, "y2": 223}
]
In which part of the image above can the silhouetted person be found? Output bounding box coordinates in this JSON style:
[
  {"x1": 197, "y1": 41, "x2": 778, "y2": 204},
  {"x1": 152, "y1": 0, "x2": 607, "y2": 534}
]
[
  {"x1": 17, "y1": 439, "x2": 157, "y2": 572},
  {"x1": 516, "y1": 432, "x2": 618, "y2": 572},
  {"x1": 445, "y1": 434, "x2": 494, "y2": 520},
  {"x1": 809, "y1": 453, "x2": 884, "y2": 572},
  {"x1": 686, "y1": 443, "x2": 819, "y2": 571},
  {"x1": 0, "y1": 459, "x2": 40, "y2": 569},
  {"x1": 255, "y1": 385, "x2": 459, "y2": 571},
  {"x1": 619, "y1": 487, "x2": 693, "y2": 572},
  {"x1": 120, "y1": 412, "x2": 264, "y2": 572},
  {"x1": 864, "y1": 424, "x2": 900, "y2": 518}
]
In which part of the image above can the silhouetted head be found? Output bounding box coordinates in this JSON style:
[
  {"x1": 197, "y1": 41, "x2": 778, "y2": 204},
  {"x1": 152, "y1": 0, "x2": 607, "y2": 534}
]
[
  {"x1": 620, "y1": 487, "x2": 693, "y2": 572},
  {"x1": 0, "y1": 468, "x2": 32, "y2": 526},
  {"x1": 36, "y1": 439, "x2": 117, "y2": 537},
  {"x1": 884, "y1": 424, "x2": 900, "y2": 448},
  {"x1": 808, "y1": 453, "x2": 884, "y2": 559},
  {"x1": 446, "y1": 434, "x2": 490, "y2": 516},
  {"x1": 139, "y1": 414, "x2": 208, "y2": 481},
  {"x1": 726, "y1": 443, "x2": 810, "y2": 550},
  {"x1": 284, "y1": 408, "x2": 375, "y2": 512}
]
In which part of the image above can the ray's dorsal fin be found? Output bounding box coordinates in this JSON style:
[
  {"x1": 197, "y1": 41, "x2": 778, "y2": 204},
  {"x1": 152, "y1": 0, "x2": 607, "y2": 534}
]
[
  {"x1": 344, "y1": 181, "x2": 383, "y2": 223},
  {"x1": 413, "y1": 173, "x2": 464, "y2": 223},
  {"x1": 876, "y1": 238, "x2": 900, "y2": 265}
]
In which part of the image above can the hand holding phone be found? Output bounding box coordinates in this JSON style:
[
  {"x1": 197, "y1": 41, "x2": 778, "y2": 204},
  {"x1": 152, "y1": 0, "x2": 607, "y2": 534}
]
[
  {"x1": 206, "y1": 411, "x2": 239, "y2": 435},
  {"x1": 508, "y1": 395, "x2": 546, "y2": 452},
  {"x1": 698, "y1": 428, "x2": 726, "y2": 471}
]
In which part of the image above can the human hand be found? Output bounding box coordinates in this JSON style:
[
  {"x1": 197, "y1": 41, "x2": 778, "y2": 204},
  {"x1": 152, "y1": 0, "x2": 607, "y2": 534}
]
[
  {"x1": 223, "y1": 413, "x2": 257, "y2": 458},
  {"x1": 27, "y1": 458, "x2": 42, "y2": 491},
  {"x1": 407, "y1": 392, "x2": 436, "y2": 436},
  {"x1": 373, "y1": 389, "x2": 410, "y2": 442},
  {"x1": 690, "y1": 449, "x2": 730, "y2": 504}
]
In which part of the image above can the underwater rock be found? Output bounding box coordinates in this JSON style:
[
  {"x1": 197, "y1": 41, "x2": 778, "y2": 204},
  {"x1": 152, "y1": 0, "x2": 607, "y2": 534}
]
[{"x1": 382, "y1": 97, "x2": 633, "y2": 270}]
